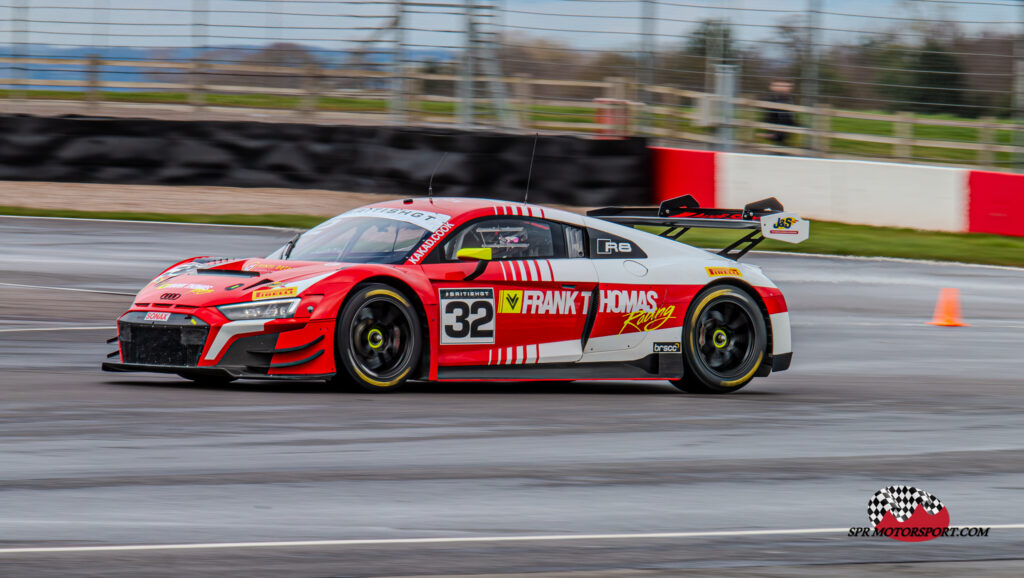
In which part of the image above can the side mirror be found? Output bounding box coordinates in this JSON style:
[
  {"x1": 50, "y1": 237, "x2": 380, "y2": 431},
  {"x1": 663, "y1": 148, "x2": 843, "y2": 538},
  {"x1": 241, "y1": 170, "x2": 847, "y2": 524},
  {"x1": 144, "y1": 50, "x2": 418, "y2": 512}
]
[{"x1": 456, "y1": 248, "x2": 492, "y2": 261}]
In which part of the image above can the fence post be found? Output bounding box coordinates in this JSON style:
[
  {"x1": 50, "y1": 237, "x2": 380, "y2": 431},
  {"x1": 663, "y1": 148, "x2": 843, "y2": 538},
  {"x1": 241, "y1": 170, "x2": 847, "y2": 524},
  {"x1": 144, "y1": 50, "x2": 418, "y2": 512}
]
[
  {"x1": 979, "y1": 117, "x2": 996, "y2": 168},
  {"x1": 191, "y1": 0, "x2": 208, "y2": 114},
  {"x1": 301, "y1": 62, "x2": 319, "y2": 116},
  {"x1": 813, "y1": 105, "x2": 831, "y2": 155},
  {"x1": 515, "y1": 75, "x2": 532, "y2": 129},
  {"x1": 189, "y1": 59, "x2": 206, "y2": 110},
  {"x1": 391, "y1": 0, "x2": 406, "y2": 123},
  {"x1": 86, "y1": 54, "x2": 101, "y2": 110},
  {"x1": 894, "y1": 112, "x2": 913, "y2": 160}
]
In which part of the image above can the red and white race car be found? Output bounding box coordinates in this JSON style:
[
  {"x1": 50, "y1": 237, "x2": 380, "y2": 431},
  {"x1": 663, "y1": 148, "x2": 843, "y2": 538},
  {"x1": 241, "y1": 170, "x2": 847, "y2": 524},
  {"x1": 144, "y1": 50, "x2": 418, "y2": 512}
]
[{"x1": 103, "y1": 195, "x2": 808, "y2": 393}]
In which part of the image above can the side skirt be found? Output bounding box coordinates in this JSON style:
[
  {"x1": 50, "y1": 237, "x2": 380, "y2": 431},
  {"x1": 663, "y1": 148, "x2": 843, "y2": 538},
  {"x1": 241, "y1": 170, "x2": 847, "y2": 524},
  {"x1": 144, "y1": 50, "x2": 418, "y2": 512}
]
[{"x1": 436, "y1": 353, "x2": 683, "y2": 381}]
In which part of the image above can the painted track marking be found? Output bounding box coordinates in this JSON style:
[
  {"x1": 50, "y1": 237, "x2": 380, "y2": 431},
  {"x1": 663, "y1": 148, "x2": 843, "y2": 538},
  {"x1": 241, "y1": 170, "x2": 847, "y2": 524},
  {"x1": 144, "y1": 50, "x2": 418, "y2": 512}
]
[
  {"x1": 0, "y1": 326, "x2": 113, "y2": 333},
  {"x1": 0, "y1": 282, "x2": 135, "y2": 296},
  {"x1": 2, "y1": 525, "x2": 1023, "y2": 554}
]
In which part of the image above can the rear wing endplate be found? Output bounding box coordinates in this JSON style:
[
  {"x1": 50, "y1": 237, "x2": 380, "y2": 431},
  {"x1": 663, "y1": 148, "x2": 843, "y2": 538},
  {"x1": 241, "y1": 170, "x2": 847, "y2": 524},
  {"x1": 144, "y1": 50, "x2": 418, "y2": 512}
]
[{"x1": 586, "y1": 195, "x2": 809, "y2": 260}]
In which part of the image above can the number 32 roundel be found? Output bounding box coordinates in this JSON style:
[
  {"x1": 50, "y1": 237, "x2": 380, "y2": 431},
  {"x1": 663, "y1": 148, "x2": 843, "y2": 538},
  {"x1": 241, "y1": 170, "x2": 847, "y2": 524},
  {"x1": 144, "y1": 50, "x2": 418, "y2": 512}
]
[{"x1": 439, "y1": 288, "x2": 496, "y2": 344}]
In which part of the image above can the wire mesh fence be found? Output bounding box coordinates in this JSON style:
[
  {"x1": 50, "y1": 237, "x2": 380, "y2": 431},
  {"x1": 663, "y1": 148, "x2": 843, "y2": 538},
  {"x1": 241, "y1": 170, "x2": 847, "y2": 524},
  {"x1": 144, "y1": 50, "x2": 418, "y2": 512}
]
[{"x1": 1, "y1": 0, "x2": 1022, "y2": 169}]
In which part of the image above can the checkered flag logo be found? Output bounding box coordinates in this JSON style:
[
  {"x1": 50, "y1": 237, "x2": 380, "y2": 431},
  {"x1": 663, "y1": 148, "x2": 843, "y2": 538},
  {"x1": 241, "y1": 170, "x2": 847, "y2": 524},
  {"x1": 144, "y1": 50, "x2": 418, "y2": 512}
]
[{"x1": 867, "y1": 485, "x2": 945, "y2": 526}]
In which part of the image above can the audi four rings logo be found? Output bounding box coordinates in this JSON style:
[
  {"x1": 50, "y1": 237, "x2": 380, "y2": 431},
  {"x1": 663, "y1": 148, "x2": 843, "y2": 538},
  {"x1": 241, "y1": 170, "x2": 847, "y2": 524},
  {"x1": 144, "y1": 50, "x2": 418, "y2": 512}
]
[{"x1": 160, "y1": 293, "x2": 181, "y2": 300}]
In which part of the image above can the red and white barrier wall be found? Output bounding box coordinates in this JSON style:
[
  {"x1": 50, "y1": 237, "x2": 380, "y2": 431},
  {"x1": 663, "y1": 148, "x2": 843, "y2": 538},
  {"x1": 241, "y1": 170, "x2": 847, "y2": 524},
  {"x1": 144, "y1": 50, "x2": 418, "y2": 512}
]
[{"x1": 651, "y1": 147, "x2": 1024, "y2": 237}]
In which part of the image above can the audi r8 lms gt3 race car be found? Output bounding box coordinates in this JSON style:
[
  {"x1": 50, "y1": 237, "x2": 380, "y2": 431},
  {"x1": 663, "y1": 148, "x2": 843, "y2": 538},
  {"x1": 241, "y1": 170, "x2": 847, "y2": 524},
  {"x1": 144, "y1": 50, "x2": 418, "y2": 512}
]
[{"x1": 102, "y1": 194, "x2": 809, "y2": 393}]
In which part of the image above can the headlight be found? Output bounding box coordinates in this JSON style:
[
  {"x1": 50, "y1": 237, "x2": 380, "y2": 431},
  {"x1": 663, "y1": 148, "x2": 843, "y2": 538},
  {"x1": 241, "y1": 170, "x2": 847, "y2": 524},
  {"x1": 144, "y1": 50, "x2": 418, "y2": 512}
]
[{"x1": 218, "y1": 298, "x2": 300, "y2": 321}]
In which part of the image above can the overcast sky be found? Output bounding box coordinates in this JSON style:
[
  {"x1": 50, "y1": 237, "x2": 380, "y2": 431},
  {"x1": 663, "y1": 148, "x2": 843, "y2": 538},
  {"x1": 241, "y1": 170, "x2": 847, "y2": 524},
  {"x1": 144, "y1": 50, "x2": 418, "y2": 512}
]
[{"x1": 0, "y1": 0, "x2": 1019, "y2": 55}]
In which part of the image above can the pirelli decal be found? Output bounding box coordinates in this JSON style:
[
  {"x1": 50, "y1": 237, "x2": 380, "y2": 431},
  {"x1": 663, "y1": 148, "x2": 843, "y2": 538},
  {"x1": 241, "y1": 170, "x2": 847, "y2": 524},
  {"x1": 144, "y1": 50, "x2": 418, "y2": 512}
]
[
  {"x1": 253, "y1": 286, "x2": 298, "y2": 300},
  {"x1": 706, "y1": 266, "x2": 742, "y2": 278}
]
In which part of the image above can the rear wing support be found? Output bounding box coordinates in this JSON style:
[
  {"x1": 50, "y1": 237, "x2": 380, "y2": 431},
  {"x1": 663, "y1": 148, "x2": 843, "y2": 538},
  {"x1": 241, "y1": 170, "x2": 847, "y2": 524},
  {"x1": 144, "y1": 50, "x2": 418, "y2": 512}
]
[{"x1": 587, "y1": 195, "x2": 809, "y2": 260}]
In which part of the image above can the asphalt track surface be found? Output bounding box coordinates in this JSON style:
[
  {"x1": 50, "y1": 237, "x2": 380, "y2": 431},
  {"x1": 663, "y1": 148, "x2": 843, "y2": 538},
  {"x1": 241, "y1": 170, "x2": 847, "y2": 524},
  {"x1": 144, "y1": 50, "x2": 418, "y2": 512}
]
[{"x1": 2, "y1": 215, "x2": 1024, "y2": 577}]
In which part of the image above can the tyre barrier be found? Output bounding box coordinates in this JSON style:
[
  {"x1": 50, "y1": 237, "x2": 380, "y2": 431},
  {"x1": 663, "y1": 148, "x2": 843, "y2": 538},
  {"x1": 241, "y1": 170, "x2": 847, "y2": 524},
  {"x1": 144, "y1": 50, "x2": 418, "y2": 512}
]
[{"x1": 0, "y1": 114, "x2": 651, "y2": 207}]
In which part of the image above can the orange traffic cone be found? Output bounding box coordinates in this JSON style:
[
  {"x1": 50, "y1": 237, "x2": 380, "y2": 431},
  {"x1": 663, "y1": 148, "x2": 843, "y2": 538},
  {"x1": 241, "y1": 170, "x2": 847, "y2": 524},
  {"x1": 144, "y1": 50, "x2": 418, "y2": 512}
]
[{"x1": 928, "y1": 288, "x2": 969, "y2": 327}]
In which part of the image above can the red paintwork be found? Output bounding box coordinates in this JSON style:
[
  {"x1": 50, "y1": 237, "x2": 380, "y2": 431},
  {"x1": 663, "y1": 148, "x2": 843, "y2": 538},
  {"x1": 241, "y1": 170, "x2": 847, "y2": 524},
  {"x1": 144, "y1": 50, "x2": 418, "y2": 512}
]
[
  {"x1": 650, "y1": 147, "x2": 717, "y2": 207},
  {"x1": 968, "y1": 170, "x2": 1024, "y2": 237},
  {"x1": 115, "y1": 197, "x2": 789, "y2": 381}
]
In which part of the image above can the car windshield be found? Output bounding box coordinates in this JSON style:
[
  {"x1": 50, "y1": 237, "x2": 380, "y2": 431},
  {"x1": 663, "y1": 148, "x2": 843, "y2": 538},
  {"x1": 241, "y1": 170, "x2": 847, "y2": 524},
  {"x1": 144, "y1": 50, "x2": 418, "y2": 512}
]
[{"x1": 273, "y1": 217, "x2": 430, "y2": 264}]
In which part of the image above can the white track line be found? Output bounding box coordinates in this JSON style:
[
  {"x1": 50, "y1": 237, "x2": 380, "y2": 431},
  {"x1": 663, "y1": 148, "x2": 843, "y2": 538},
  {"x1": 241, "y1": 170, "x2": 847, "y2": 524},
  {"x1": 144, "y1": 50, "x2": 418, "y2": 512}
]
[
  {"x1": 0, "y1": 326, "x2": 113, "y2": 333},
  {"x1": 0, "y1": 214, "x2": 295, "y2": 232},
  {"x1": 0, "y1": 282, "x2": 135, "y2": 296},
  {"x1": 749, "y1": 250, "x2": 1024, "y2": 272},
  {"x1": 2, "y1": 525, "x2": 1023, "y2": 554}
]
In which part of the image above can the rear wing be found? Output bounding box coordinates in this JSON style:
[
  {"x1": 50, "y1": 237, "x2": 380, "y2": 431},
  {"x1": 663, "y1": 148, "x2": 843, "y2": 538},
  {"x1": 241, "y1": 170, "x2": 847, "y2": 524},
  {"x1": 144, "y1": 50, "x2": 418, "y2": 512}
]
[{"x1": 586, "y1": 195, "x2": 809, "y2": 260}]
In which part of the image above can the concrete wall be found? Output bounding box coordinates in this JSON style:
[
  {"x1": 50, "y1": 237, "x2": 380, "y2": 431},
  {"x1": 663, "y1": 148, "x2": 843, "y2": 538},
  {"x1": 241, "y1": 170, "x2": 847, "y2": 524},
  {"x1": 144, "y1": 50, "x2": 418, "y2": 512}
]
[{"x1": 652, "y1": 147, "x2": 1024, "y2": 237}]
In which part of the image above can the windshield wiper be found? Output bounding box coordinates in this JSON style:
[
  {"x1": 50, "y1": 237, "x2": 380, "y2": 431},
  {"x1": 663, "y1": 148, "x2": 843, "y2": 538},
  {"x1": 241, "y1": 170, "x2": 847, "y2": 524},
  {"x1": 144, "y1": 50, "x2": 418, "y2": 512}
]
[{"x1": 282, "y1": 232, "x2": 301, "y2": 260}]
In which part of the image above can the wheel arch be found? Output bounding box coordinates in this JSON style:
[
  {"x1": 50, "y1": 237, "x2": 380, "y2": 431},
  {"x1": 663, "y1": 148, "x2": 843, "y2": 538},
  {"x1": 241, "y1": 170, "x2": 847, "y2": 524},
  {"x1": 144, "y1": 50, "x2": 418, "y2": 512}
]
[
  {"x1": 338, "y1": 274, "x2": 433, "y2": 380},
  {"x1": 693, "y1": 277, "x2": 774, "y2": 360}
]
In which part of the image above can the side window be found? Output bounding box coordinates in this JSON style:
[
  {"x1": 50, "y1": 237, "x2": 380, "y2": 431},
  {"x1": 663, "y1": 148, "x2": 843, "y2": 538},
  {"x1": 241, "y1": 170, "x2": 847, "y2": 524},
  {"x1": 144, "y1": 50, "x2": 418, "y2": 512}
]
[
  {"x1": 444, "y1": 218, "x2": 565, "y2": 261},
  {"x1": 565, "y1": 225, "x2": 586, "y2": 258}
]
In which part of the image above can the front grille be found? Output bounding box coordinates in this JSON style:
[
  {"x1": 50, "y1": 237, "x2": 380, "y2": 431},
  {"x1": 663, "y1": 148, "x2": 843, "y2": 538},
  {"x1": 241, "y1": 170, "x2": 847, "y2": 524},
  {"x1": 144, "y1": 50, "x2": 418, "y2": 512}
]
[{"x1": 118, "y1": 312, "x2": 209, "y2": 366}]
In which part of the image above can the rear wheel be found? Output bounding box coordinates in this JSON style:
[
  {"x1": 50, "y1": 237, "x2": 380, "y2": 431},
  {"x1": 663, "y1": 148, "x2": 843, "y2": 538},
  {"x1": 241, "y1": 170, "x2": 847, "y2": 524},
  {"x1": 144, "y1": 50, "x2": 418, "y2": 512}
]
[
  {"x1": 672, "y1": 285, "x2": 767, "y2": 394},
  {"x1": 334, "y1": 284, "x2": 422, "y2": 393}
]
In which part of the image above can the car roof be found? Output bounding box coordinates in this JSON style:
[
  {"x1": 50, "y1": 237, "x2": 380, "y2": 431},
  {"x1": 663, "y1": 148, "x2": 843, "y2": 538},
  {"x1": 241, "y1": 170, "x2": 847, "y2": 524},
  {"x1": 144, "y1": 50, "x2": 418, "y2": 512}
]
[{"x1": 363, "y1": 197, "x2": 585, "y2": 227}]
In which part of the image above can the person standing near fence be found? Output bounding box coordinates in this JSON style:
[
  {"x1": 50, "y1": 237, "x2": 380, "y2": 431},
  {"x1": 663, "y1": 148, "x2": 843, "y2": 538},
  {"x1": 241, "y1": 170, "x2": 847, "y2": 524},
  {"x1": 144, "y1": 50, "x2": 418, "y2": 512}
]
[{"x1": 761, "y1": 80, "x2": 799, "y2": 148}]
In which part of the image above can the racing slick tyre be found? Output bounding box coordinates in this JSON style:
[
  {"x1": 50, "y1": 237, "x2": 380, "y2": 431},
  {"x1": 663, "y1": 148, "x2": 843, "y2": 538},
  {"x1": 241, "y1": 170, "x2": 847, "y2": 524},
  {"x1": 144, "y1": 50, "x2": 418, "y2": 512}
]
[
  {"x1": 334, "y1": 283, "x2": 423, "y2": 393},
  {"x1": 672, "y1": 285, "x2": 767, "y2": 394}
]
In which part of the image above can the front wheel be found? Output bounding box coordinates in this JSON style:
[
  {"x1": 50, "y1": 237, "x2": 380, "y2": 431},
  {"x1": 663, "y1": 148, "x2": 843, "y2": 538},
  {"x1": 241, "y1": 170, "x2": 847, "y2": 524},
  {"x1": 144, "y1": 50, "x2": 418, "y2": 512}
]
[
  {"x1": 671, "y1": 285, "x2": 767, "y2": 394},
  {"x1": 334, "y1": 284, "x2": 422, "y2": 393}
]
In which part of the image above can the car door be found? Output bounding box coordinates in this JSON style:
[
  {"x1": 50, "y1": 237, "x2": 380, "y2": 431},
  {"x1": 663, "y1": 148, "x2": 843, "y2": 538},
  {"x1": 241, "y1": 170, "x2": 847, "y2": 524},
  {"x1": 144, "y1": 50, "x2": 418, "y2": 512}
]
[{"x1": 422, "y1": 216, "x2": 598, "y2": 368}]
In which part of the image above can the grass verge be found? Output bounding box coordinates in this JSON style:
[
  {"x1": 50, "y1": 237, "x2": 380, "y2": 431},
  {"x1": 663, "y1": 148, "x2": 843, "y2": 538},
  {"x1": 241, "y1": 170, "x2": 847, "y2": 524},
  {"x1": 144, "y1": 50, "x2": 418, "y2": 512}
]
[{"x1": 3, "y1": 205, "x2": 1023, "y2": 267}]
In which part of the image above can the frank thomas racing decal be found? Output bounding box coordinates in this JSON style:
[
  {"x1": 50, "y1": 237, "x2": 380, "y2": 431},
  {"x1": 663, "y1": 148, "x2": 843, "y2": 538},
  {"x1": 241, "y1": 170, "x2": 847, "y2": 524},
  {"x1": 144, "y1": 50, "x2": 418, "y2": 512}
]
[
  {"x1": 596, "y1": 289, "x2": 678, "y2": 335},
  {"x1": 440, "y1": 288, "x2": 496, "y2": 344},
  {"x1": 498, "y1": 289, "x2": 588, "y2": 315}
]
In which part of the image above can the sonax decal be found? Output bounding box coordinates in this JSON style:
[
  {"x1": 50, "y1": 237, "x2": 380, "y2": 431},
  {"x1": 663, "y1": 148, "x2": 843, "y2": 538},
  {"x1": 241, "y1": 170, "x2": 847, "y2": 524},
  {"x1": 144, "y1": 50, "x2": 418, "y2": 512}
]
[
  {"x1": 253, "y1": 286, "x2": 298, "y2": 300},
  {"x1": 144, "y1": 312, "x2": 171, "y2": 322}
]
